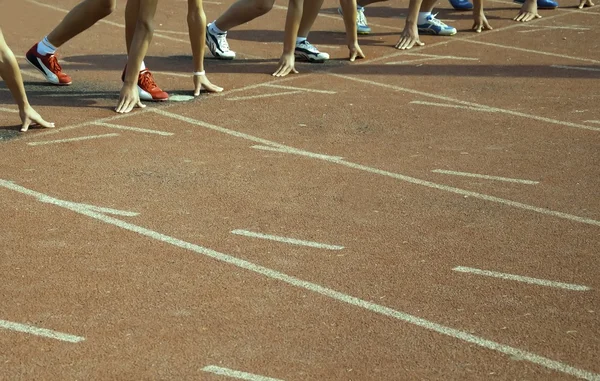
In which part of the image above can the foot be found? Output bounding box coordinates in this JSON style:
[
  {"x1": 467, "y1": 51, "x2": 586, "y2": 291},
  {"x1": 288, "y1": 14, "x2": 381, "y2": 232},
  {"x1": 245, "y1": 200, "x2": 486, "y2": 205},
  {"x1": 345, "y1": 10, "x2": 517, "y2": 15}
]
[
  {"x1": 122, "y1": 67, "x2": 169, "y2": 101},
  {"x1": 294, "y1": 40, "x2": 330, "y2": 63},
  {"x1": 514, "y1": 0, "x2": 558, "y2": 8},
  {"x1": 417, "y1": 14, "x2": 457, "y2": 36},
  {"x1": 448, "y1": 0, "x2": 474, "y2": 10},
  {"x1": 25, "y1": 44, "x2": 72, "y2": 85},
  {"x1": 338, "y1": 6, "x2": 372, "y2": 35},
  {"x1": 206, "y1": 23, "x2": 236, "y2": 60}
]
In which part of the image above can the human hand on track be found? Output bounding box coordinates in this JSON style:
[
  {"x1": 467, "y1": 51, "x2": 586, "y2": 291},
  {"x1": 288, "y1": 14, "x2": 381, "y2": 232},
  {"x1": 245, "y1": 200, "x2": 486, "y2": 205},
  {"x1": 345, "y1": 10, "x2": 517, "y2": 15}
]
[
  {"x1": 273, "y1": 53, "x2": 298, "y2": 77},
  {"x1": 348, "y1": 42, "x2": 365, "y2": 62},
  {"x1": 193, "y1": 74, "x2": 223, "y2": 96},
  {"x1": 578, "y1": 0, "x2": 594, "y2": 8},
  {"x1": 514, "y1": 0, "x2": 541, "y2": 22},
  {"x1": 116, "y1": 85, "x2": 145, "y2": 114},
  {"x1": 473, "y1": 13, "x2": 493, "y2": 32},
  {"x1": 19, "y1": 105, "x2": 54, "y2": 132},
  {"x1": 395, "y1": 24, "x2": 424, "y2": 50}
]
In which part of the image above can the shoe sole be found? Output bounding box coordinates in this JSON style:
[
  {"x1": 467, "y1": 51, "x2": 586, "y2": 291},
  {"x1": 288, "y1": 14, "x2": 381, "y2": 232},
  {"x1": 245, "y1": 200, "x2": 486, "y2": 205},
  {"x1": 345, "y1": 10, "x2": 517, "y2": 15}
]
[
  {"x1": 358, "y1": 30, "x2": 371, "y2": 35},
  {"x1": 418, "y1": 29, "x2": 457, "y2": 36},
  {"x1": 295, "y1": 54, "x2": 327, "y2": 63},
  {"x1": 25, "y1": 56, "x2": 72, "y2": 86}
]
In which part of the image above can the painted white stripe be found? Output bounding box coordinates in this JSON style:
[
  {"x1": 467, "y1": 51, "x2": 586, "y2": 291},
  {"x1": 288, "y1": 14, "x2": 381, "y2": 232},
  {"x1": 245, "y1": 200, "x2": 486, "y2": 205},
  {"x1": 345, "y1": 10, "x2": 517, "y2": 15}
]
[
  {"x1": 331, "y1": 73, "x2": 600, "y2": 133},
  {"x1": 226, "y1": 91, "x2": 302, "y2": 101},
  {"x1": 231, "y1": 229, "x2": 344, "y2": 250},
  {"x1": 453, "y1": 266, "x2": 590, "y2": 291},
  {"x1": 20, "y1": 69, "x2": 46, "y2": 80},
  {"x1": 153, "y1": 109, "x2": 600, "y2": 227},
  {"x1": 94, "y1": 122, "x2": 174, "y2": 136},
  {"x1": 263, "y1": 84, "x2": 337, "y2": 94},
  {"x1": 401, "y1": 52, "x2": 480, "y2": 60},
  {"x1": 386, "y1": 54, "x2": 479, "y2": 65},
  {"x1": 410, "y1": 101, "x2": 492, "y2": 112},
  {"x1": 1, "y1": 180, "x2": 599, "y2": 381},
  {"x1": 0, "y1": 319, "x2": 84, "y2": 343},
  {"x1": 202, "y1": 366, "x2": 283, "y2": 381},
  {"x1": 385, "y1": 58, "x2": 438, "y2": 66},
  {"x1": 584, "y1": 120, "x2": 600, "y2": 124},
  {"x1": 0, "y1": 107, "x2": 19, "y2": 113},
  {"x1": 521, "y1": 25, "x2": 590, "y2": 31},
  {"x1": 251, "y1": 145, "x2": 344, "y2": 161},
  {"x1": 432, "y1": 170, "x2": 539, "y2": 185},
  {"x1": 551, "y1": 65, "x2": 600, "y2": 72},
  {"x1": 459, "y1": 39, "x2": 600, "y2": 65},
  {"x1": 27, "y1": 133, "x2": 119, "y2": 146},
  {"x1": 63, "y1": 201, "x2": 139, "y2": 217}
]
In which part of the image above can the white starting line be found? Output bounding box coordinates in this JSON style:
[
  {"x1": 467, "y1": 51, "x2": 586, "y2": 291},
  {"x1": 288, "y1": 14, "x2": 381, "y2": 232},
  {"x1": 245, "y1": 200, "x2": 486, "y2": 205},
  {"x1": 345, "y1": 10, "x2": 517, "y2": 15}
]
[
  {"x1": 0, "y1": 319, "x2": 84, "y2": 343},
  {"x1": 431, "y1": 170, "x2": 539, "y2": 185},
  {"x1": 453, "y1": 266, "x2": 591, "y2": 291},
  {"x1": 231, "y1": 229, "x2": 344, "y2": 250},
  {"x1": 202, "y1": 365, "x2": 283, "y2": 381},
  {"x1": 27, "y1": 133, "x2": 119, "y2": 146}
]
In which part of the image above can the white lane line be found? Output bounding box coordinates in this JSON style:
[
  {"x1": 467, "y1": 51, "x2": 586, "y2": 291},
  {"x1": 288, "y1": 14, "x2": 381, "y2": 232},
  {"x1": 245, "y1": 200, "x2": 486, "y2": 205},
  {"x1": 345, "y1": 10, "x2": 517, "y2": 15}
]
[
  {"x1": 20, "y1": 69, "x2": 46, "y2": 80},
  {"x1": 584, "y1": 120, "x2": 600, "y2": 124},
  {"x1": 251, "y1": 145, "x2": 344, "y2": 161},
  {"x1": 153, "y1": 109, "x2": 600, "y2": 227},
  {"x1": 94, "y1": 122, "x2": 174, "y2": 136},
  {"x1": 0, "y1": 319, "x2": 84, "y2": 343},
  {"x1": 331, "y1": 73, "x2": 600, "y2": 133},
  {"x1": 64, "y1": 201, "x2": 139, "y2": 217},
  {"x1": 458, "y1": 39, "x2": 600, "y2": 65},
  {"x1": 226, "y1": 91, "x2": 303, "y2": 101},
  {"x1": 27, "y1": 133, "x2": 119, "y2": 146},
  {"x1": 263, "y1": 84, "x2": 337, "y2": 94},
  {"x1": 410, "y1": 101, "x2": 492, "y2": 112},
  {"x1": 202, "y1": 366, "x2": 283, "y2": 381},
  {"x1": 453, "y1": 266, "x2": 591, "y2": 291},
  {"x1": 0, "y1": 107, "x2": 19, "y2": 113},
  {"x1": 401, "y1": 52, "x2": 480, "y2": 60},
  {"x1": 431, "y1": 170, "x2": 539, "y2": 185},
  {"x1": 520, "y1": 25, "x2": 590, "y2": 31},
  {"x1": 231, "y1": 229, "x2": 344, "y2": 250},
  {"x1": 1, "y1": 180, "x2": 599, "y2": 381},
  {"x1": 386, "y1": 55, "x2": 479, "y2": 65},
  {"x1": 551, "y1": 65, "x2": 600, "y2": 72}
]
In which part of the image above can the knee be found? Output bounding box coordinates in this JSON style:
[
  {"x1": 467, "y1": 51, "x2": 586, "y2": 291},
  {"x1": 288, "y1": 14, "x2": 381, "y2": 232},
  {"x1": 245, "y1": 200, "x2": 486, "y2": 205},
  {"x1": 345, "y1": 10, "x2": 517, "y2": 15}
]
[
  {"x1": 98, "y1": 0, "x2": 117, "y2": 17},
  {"x1": 254, "y1": 0, "x2": 276, "y2": 15}
]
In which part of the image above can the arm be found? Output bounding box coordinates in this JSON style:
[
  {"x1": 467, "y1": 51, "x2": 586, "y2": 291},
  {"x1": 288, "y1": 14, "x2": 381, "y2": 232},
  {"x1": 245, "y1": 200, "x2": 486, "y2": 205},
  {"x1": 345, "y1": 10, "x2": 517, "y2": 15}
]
[
  {"x1": 116, "y1": 0, "x2": 159, "y2": 113},
  {"x1": 187, "y1": 0, "x2": 223, "y2": 95},
  {"x1": 394, "y1": 0, "x2": 425, "y2": 50},
  {"x1": 472, "y1": 0, "x2": 492, "y2": 32},
  {"x1": 0, "y1": 28, "x2": 53, "y2": 131},
  {"x1": 273, "y1": 0, "x2": 304, "y2": 76},
  {"x1": 339, "y1": 0, "x2": 365, "y2": 61}
]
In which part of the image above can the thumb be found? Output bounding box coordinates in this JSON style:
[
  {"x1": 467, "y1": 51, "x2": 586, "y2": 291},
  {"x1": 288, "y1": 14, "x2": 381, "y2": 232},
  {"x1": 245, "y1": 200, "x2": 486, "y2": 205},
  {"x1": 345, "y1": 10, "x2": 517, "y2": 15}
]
[
  {"x1": 21, "y1": 119, "x2": 31, "y2": 132},
  {"x1": 137, "y1": 100, "x2": 146, "y2": 108},
  {"x1": 350, "y1": 51, "x2": 356, "y2": 62}
]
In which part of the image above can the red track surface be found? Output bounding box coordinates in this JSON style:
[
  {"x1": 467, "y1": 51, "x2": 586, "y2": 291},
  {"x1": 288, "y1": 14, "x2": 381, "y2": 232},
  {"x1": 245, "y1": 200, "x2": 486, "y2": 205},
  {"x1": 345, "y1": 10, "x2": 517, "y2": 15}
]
[{"x1": 1, "y1": 0, "x2": 599, "y2": 380}]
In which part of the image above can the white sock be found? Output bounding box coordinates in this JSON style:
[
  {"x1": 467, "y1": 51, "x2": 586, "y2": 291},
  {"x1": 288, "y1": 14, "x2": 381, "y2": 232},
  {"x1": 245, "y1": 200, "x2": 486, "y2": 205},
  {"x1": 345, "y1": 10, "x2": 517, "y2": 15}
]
[
  {"x1": 357, "y1": 5, "x2": 365, "y2": 11},
  {"x1": 140, "y1": 61, "x2": 146, "y2": 71},
  {"x1": 296, "y1": 37, "x2": 307, "y2": 44},
  {"x1": 37, "y1": 36, "x2": 57, "y2": 55},
  {"x1": 418, "y1": 12, "x2": 432, "y2": 24},
  {"x1": 210, "y1": 22, "x2": 226, "y2": 34}
]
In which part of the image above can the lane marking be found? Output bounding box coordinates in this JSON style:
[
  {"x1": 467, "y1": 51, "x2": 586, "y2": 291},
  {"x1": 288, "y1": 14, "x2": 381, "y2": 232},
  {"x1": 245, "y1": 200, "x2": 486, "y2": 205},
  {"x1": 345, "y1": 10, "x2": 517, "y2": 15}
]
[
  {"x1": 226, "y1": 91, "x2": 303, "y2": 101},
  {"x1": 331, "y1": 73, "x2": 600, "y2": 133},
  {"x1": 231, "y1": 229, "x2": 344, "y2": 250},
  {"x1": 584, "y1": 120, "x2": 600, "y2": 124},
  {"x1": 551, "y1": 65, "x2": 600, "y2": 73},
  {"x1": 20, "y1": 69, "x2": 46, "y2": 80},
  {"x1": 1, "y1": 179, "x2": 599, "y2": 381},
  {"x1": 0, "y1": 107, "x2": 19, "y2": 113},
  {"x1": 386, "y1": 54, "x2": 479, "y2": 65},
  {"x1": 153, "y1": 109, "x2": 600, "y2": 227},
  {"x1": 453, "y1": 266, "x2": 591, "y2": 291},
  {"x1": 94, "y1": 122, "x2": 174, "y2": 136},
  {"x1": 27, "y1": 133, "x2": 119, "y2": 146},
  {"x1": 263, "y1": 84, "x2": 337, "y2": 94},
  {"x1": 202, "y1": 366, "x2": 283, "y2": 381},
  {"x1": 251, "y1": 145, "x2": 344, "y2": 161},
  {"x1": 0, "y1": 319, "x2": 84, "y2": 343},
  {"x1": 410, "y1": 101, "x2": 492, "y2": 112},
  {"x1": 458, "y1": 39, "x2": 600, "y2": 65},
  {"x1": 431, "y1": 170, "x2": 539, "y2": 185}
]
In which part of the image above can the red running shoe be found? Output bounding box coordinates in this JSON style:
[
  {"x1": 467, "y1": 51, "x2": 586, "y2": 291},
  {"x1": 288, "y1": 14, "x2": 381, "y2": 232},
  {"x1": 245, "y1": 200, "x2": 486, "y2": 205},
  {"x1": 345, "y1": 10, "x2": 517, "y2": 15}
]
[
  {"x1": 25, "y1": 44, "x2": 72, "y2": 85},
  {"x1": 122, "y1": 67, "x2": 169, "y2": 101}
]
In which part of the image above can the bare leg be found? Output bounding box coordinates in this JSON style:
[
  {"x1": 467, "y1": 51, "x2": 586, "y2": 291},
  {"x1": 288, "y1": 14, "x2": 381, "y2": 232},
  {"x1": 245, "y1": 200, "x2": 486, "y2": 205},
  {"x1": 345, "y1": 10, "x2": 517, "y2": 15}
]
[
  {"x1": 125, "y1": 0, "x2": 141, "y2": 53},
  {"x1": 357, "y1": 0, "x2": 388, "y2": 7},
  {"x1": 213, "y1": 0, "x2": 276, "y2": 31},
  {"x1": 46, "y1": 0, "x2": 116, "y2": 47},
  {"x1": 297, "y1": 0, "x2": 325, "y2": 37}
]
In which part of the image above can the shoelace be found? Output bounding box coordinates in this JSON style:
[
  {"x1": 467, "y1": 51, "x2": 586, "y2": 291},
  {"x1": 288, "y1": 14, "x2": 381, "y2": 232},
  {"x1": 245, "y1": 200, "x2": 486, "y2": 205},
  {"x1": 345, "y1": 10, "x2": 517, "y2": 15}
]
[
  {"x1": 357, "y1": 9, "x2": 368, "y2": 26},
  {"x1": 47, "y1": 55, "x2": 63, "y2": 73},
  {"x1": 216, "y1": 34, "x2": 230, "y2": 51},
  {"x1": 427, "y1": 13, "x2": 450, "y2": 28},
  {"x1": 139, "y1": 71, "x2": 158, "y2": 90},
  {"x1": 299, "y1": 40, "x2": 318, "y2": 53}
]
